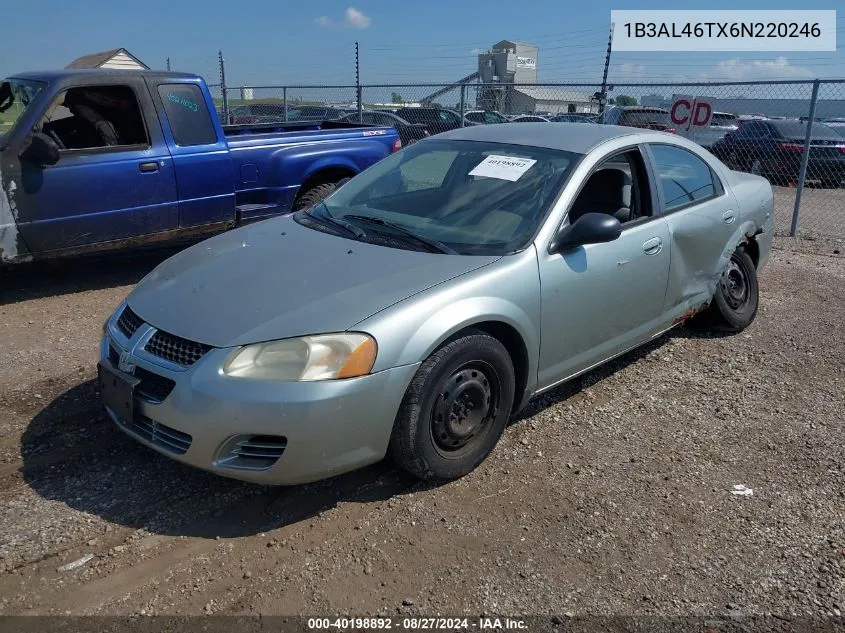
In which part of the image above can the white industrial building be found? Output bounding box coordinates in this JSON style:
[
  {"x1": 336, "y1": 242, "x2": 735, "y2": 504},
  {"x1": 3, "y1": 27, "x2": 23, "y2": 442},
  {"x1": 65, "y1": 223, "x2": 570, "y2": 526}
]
[{"x1": 423, "y1": 39, "x2": 598, "y2": 115}]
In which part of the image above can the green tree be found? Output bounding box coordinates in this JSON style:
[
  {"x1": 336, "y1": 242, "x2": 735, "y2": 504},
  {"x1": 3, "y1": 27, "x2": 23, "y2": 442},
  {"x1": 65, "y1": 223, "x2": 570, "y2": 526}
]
[
  {"x1": 614, "y1": 94, "x2": 638, "y2": 106},
  {"x1": 391, "y1": 92, "x2": 404, "y2": 104}
]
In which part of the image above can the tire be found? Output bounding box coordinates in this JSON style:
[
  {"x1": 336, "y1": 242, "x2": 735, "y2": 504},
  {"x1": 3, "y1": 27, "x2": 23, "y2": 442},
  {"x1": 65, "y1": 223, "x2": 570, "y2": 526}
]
[
  {"x1": 388, "y1": 330, "x2": 516, "y2": 481},
  {"x1": 292, "y1": 182, "x2": 338, "y2": 212},
  {"x1": 705, "y1": 248, "x2": 759, "y2": 333}
]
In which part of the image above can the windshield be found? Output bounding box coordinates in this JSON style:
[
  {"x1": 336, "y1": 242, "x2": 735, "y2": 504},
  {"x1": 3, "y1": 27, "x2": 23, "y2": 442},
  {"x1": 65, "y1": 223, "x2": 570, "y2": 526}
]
[
  {"x1": 620, "y1": 110, "x2": 671, "y2": 127},
  {"x1": 0, "y1": 78, "x2": 46, "y2": 135},
  {"x1": 312, "y1": 139, "x2": 579, "y2": 255},
  {"x1": 477, "y1": 111, "x2": 506, "y2": 124}
]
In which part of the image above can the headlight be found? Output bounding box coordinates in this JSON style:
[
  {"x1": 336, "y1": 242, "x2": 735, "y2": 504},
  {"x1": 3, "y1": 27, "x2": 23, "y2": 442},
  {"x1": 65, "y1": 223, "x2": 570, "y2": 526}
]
[{"x1": 222, "y1": 333, "x2": 377, "y2": 381}]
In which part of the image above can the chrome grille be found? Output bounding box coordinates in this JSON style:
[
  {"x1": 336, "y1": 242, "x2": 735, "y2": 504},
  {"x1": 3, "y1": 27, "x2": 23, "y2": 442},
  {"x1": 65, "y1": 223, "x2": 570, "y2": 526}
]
[
  {"x1": 116, "y1": 306, "x2": 144, "y2": 338},
  {"x1": 145, "y1": 331, "x2": 211, "y2": 367},
  {"x1": 122, "y1": 414, "x2": 192, "y2": 455}
]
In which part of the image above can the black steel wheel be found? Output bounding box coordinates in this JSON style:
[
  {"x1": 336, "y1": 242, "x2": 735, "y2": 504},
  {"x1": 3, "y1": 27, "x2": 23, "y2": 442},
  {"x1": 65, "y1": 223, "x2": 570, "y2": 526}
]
[
  {"x1": 705, "y1": 247, "x2": 759, "y2": 333},
  {"x1": 388, "y1": 330, "x2": 515, "y2": 481}
]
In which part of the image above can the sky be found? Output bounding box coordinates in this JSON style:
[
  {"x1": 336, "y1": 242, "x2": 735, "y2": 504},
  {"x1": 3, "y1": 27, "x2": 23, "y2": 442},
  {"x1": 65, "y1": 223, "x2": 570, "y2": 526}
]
[{"x1": 2, "y1": 0, "x2": 843, "y2": 91}]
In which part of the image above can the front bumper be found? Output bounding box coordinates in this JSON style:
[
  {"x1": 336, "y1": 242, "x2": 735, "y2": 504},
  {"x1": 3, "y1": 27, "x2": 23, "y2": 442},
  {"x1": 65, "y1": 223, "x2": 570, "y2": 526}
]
[{"x1": 100, "y1": 319, "x2": 419, "y2": 485}]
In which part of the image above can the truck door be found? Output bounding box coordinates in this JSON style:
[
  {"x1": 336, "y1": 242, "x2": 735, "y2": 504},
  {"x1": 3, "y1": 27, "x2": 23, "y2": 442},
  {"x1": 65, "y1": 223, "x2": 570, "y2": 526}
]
[
  {"x1": 151, "y1": 81, "x2": 235, "y2": 228},
  {"x1": 12, "y1": 77, "x2": 179, "y2": 253}
]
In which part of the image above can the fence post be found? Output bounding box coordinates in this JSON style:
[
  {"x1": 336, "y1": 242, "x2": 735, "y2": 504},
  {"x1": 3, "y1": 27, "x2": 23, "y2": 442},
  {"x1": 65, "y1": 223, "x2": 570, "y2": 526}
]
[
  {"x1": 218, "y1": 50, "x2": 229, "y2": 125},
  {"x1": 283, "y1": 87, "x2": 288, "y2": 122},
  {"x1": 790, "y1": 79, "x2": 820, "y2": 237},
  {"x1": 459, "y1": 84, "x2": 466, "y2": 127}
]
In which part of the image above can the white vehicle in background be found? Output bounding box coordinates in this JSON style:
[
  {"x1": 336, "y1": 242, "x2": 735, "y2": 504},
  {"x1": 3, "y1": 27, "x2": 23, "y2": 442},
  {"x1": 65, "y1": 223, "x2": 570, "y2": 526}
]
[
  {"x1": 689, "y1": 111, "x2": 740, "y2": 149},
  {"x1": 463, "y1": 110, "x2": 508, "y2": 125}
]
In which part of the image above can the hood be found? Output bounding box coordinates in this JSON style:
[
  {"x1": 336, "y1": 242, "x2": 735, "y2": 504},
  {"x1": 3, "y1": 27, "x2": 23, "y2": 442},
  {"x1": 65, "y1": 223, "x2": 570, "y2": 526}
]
[{"x1": 127, "y1": 215, "x2": 500, "y2": 348}]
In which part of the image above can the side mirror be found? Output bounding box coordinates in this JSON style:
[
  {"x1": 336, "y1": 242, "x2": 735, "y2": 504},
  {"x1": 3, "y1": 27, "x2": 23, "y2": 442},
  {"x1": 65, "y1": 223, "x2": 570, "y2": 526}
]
[
  {"x1": 19, "y1": 132, "x2": 60, "y2": 166},
  {"x1": 550, "y1": 212, "x2": 622, "y2": 253}
]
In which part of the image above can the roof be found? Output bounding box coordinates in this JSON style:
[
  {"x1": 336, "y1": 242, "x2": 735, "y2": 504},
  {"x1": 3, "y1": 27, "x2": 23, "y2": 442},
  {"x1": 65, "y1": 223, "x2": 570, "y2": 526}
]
[
  {"x1": 513, "y1": 87, "x2": 593, "y2": 103},
  {"x1": 66, "y1": 48, "x2": 149, "y2": 70},
  {"x1": 493, "y1": 40, "x2": 537, "y2": 49},
  {"x1": 434, "y1": 122, "x2": 659, "y2": 154},
  {"x1": 10, "y1": 69, "x2": 198, "y2": 83}
]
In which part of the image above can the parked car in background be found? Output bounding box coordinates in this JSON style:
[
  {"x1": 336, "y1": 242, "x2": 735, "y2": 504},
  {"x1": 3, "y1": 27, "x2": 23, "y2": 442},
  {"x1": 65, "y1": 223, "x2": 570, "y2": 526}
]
[
  {"x1": 227, "y1": 103, "x2": 287, "y2": 125},
  {"x1": 99, "y1": 123, "x2": 773, "y2": 486},
  {"x1": 824, "y1": 118, "x2": 845, "y2": 136},
  {"x1": 394, "y1": 107, "x2": 463, "y2": 135},
  {"x1": 511, "y1": 115, "x2": 552, "y2": 123},
  {"x1": 710, "y1": 119, "x2": 845, "y2": 187},
  {"x1": 551, "y1": 113, "x2": 598, "y2": 123},
  {"x1": 0, "y1": 70, "x2": 400, "y2": 264},
  {"x1": 463, "y1": 110, "x2": 508, "y2": 125},
  {"x1": 600, "y1": 106, "x2": 676, "y2": 132},
  {"x1": 687, "y1": 111, "x2": 739, "y2": 149},
  {"x1": 338, "y1": 110, "x2": 429, "y2": 146},
  {"x1": 285, "y1": 105, "x2": 351, "y2": 122}
]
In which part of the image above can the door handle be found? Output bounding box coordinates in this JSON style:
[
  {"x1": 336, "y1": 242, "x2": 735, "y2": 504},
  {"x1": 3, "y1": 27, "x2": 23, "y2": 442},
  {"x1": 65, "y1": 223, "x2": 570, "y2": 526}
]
[
  {"x1": 139, "y1": 162, "x2": 159, "y2": 173},
  {"x1": 722, "y1": 209, "x2": 737, "y2": 224},
  {"x1": 642, "y1": 237, "x2": 662, "y2": 255}
]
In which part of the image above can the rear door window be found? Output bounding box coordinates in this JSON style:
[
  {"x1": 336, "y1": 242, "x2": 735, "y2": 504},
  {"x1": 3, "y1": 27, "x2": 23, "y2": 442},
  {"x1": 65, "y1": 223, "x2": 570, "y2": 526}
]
[
  {"x1": 649, "y1": 144, "x2": 719, "y2": 212},
  {"x1": 158, "y1": 84, "x2": 217, "y2": 146}
]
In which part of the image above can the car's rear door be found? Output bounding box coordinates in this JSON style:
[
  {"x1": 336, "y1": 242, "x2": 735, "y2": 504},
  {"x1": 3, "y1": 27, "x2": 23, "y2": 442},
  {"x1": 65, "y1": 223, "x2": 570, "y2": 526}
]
[{"x1": 644, "y1": 143, "x2": 739, "y2": 323}]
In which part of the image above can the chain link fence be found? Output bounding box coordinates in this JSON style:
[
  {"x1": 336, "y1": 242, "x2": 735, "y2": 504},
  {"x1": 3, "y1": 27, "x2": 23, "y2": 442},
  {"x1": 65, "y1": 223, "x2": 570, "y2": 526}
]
[{"x1": 221, "y1": 80, "x2": 845, "y2": 243}]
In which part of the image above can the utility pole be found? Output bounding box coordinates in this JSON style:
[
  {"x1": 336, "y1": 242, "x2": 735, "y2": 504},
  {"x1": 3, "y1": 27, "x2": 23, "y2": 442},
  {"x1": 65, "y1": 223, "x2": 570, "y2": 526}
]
[
  {"x1": 218, "y1": 50, "x2": 229, "y2": 124},
  {"x1": 356, "y1": 42, "x2": 362, "y2": 123},
  {"x1": 166, "y1": 57, "x2": 171, "y2": 71},
  {"x1": 596, "y1": 22, "x2": 614, "y2": 115}
]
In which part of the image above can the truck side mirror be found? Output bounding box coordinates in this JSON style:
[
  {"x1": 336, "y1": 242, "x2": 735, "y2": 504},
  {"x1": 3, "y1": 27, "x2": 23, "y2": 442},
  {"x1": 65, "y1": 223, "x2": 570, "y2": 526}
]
[{"x1": 19, "y1": 133, "x2": 60, "y2": 167}]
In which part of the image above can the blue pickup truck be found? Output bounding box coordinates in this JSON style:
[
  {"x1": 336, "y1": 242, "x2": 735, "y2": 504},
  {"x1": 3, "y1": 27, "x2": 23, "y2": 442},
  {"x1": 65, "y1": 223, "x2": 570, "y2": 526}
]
[{"x1": 0, "y1": 70, "x2": 400, "y2": 264}]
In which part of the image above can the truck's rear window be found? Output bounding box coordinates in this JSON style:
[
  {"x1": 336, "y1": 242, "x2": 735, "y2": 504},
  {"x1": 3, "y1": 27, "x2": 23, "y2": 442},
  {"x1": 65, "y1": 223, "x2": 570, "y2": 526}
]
[{"x1": 158, "y1": 84, "x2": 217, "y2": 146}]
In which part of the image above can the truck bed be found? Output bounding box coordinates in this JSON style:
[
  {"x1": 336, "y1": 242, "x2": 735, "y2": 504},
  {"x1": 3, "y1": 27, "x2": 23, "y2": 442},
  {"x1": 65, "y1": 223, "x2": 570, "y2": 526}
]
[{"x1": 223, "y1": 120, "x2": 399, "y2": 220}]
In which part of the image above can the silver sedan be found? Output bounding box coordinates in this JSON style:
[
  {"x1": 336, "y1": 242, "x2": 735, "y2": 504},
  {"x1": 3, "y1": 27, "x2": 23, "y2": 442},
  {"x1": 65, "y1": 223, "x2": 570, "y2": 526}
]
[{"x1": 99, "y1": 123, "x2": 774, "y2": 485}]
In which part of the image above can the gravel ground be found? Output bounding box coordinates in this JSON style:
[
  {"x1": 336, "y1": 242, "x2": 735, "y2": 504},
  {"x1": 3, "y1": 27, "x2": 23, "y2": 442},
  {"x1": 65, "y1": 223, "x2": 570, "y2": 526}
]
[{"x1": 0, "y1": 237, "x2": 843, "y2": 619}]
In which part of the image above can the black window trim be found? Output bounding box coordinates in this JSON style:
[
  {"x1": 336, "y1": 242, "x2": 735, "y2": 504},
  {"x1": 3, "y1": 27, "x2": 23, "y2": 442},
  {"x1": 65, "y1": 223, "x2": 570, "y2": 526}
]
[
  {"x1": 42, "y1": 83, "x2": 152, "y2": 155},
  {"x1": 644, "y1": 142, "x2": 726, "y2": 215},
  {"x1": 157, "y1": 83, "x2": 219, "y2": 147}
]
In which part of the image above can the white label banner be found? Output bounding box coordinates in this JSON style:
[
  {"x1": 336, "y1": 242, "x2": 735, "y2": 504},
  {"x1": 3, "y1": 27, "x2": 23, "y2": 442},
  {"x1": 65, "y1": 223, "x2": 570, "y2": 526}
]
[
  {"x1": 516, "y1": 57, "x2": 536, "y2": 68},
  {"x1": 469, "y1": 155, "x2": 537, "y2": 182},
  {"x1": 610, "y1": 10, "x2": 836, "y2": 51}
]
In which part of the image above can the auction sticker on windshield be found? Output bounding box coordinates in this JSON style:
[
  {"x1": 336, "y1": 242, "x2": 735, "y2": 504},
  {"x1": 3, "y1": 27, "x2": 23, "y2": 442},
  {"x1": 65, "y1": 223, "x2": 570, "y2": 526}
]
[{"x1": 469, "y1": 155, "x2": 537, "y2": 182}]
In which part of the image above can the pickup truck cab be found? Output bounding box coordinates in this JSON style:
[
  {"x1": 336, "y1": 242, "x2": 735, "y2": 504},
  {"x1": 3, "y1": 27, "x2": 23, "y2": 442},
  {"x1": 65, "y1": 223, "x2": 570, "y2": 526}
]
[{"x1": 0, "y1": 70, "x2": 400, "y2": 264}]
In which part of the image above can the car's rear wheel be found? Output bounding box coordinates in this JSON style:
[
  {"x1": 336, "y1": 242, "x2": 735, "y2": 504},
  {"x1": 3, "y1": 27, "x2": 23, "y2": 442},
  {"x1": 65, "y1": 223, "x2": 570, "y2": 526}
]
[
  {"x1": 292, "y1": 182, "x2": 338, "y2": 212},
  {"x1": 705, "y1": 247, "x2": 759, "y2": 333},
  {"x1": 388, "y1": 331, "x2": 515, "y2": 481}
]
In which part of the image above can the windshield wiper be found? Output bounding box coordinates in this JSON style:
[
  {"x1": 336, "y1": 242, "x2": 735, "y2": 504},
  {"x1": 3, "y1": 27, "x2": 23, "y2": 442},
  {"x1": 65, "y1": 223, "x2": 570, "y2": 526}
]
[
  {"x1": 308, "y1": 203, "x2": 366, "y2": 239},
  {"x1": 343, "y1": 214, "x2": 457, "y2": 254}
]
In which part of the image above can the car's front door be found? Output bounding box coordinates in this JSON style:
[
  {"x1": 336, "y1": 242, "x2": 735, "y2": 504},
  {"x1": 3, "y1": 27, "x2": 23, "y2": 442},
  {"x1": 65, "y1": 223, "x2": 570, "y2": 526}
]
[
  {"x1": 537, "y1": 148, "x2": 672, "y2": 389},
  {"x1": 12, "y1": 78, "x2": 178, "y2": 254}
]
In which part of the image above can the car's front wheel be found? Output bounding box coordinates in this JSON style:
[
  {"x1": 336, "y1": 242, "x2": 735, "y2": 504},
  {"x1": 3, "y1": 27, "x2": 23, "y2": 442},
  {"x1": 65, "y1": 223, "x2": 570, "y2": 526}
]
[
  {"x1": 705, "y1": 247, "x2": 759, "y2": 332},
  {"x1": 388, "y1": 330, "x2": 515, "y2": 481}
]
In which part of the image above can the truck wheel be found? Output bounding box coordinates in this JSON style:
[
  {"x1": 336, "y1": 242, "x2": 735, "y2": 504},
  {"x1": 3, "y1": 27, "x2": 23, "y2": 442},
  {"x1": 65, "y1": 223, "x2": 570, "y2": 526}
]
[
  {"x1": 292, "y1": 182, "x2": 338, "y2": 212},
  {"x1": 704, "y1": 247, "x2": 759, "y2": 333},
  {"x1": 388, "y1": 330, "x2": 515, "y2": 482}
]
